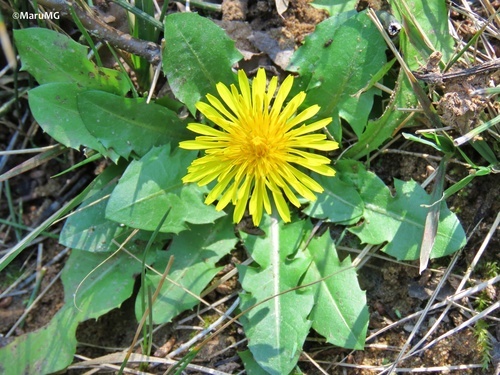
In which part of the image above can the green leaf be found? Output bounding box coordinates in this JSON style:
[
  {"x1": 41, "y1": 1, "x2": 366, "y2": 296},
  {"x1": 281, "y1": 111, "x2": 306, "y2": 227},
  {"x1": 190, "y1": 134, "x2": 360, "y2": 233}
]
[
  {"x1": 344, "y1": 54, "x2": 416, "y2": 160},
  {"x1": 391, "y1": 0, "x2": 454, "y2": 63},
  {"x1": 78, "y1": 91, "x2": 191, "y2": 159},
  {"x1": 470, "y1": 139, "x2": 499, "y2": 165},
  {"x1": 337, "y1": 161, "x2": 466, "y2": 260},
  {"x1": 0, "y1": 307, "x2": 77, "y2": 375},
  {"x1": 163, "y1": 12, "x2": 242, "y2": 115},
  {"x1": 63, "y1": 250, "x2": 153, "y2": 318},
  {"x1": 302, "y1": 173, "x2": 363, "y2": 225},
  {"x1": 239, "y1": 350, "x2": 274, "y2": 375},
  {"x1": 60, "y1": 164, "x2": 154, "y2": 253},
  {"x1": 136, "y1": 215, "x2": 237, "y2": 323},
  {"x1": 14, "y1": 28, "x2": 129, "y2": 95},
  {"x1": 60, "y1": 183, "x2": 125, "y2": 252},
  {"x1": 0, "y1": 248, "x2": 149, "y2": 374},
  {"x1": 402, "y1": 131, "x2": 456, "y2": 156},
  {"x1": 288, "y1": 11, "x2": 387, "y2": 137},
  {"x1": 239, "y1": 216, "x2": 313, "y2": 375},
  {"x1": 403, "y1": 132, "x2": 447, "y2": 153},
  {"x1": 106, "y1": 145, "x2": 225, "y2": 234},
  {"x1": 59, "y1": 164, "x2": 170, "y2": 253},
  {"x1": 28, "y1": 83, "x2": 118, "y2": 160},
  {"x1": 444, "y1": 166, "x2": 491, "y2": 198},
  {"x1": 303, "y1": 232, "x2": 368, "y2": 349},
  {"x1": 309, "y1": 0, "x2": 357, "y2": 16}
]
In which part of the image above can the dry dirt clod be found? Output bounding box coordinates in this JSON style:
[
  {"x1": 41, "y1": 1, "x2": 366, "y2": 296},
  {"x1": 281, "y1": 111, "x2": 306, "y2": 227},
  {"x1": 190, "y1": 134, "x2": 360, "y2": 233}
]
[
  {"x1": 154, "y1": 336, "x2": 176, "y2": 358},
  {"x1": 0, "y1": 297, "x2": 13, "y2": 309},
  {"x1": 222, "y1": 0, "x2": 248, "y2": 21},
  {"x1": 437, "y1": 76, "x2": 490, "y2": 135}
]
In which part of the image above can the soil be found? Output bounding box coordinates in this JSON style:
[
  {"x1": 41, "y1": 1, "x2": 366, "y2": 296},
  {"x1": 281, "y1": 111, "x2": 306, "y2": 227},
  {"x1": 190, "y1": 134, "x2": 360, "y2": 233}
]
[{"x1": 1, "y1": 0, "x2": 500, "y2": 374}]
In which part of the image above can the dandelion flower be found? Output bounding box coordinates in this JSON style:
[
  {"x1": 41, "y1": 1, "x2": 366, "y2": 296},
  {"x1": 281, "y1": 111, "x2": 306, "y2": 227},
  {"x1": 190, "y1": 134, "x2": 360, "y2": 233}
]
[{"x1": 179, "y1": 68, "x2": 339, "y2": 226}]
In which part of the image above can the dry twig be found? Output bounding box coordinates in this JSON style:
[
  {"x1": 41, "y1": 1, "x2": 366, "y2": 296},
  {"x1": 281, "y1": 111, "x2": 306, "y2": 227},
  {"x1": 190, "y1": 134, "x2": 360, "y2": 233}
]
[{"x1": 36, "y1": 0, "x2": 161, "y2": 65}]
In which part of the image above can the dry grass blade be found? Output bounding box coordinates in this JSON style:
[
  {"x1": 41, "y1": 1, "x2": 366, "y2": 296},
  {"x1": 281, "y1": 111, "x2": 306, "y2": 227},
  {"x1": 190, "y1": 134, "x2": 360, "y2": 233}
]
[
  {"x1": 419, "y1": 157, "x2": 448, "y2": 273},
  {"x1": 411, "y1": 301, "x2": 500, "y2": 357},
  {"x1": 329, "y1": 362, "x2": 484, "y2": 372},
  {"x1": 71, "y1": 353, "x2": 233, "y2": 374},
  {"x1": 301, "y1": 351, "x2": 329, "y2": 375},
  {"x1": 0, "y1": 200, "x2": 74, "y2": 272},
  {"x1": 0, "y1": 144, "x2": 67, "y2": 182},
  {"x1": 165, "y1": 297, "x2": 240, "y2": 359},
  {"x1": 0, "y1": 11, "x2": 16, "y2": 68}
]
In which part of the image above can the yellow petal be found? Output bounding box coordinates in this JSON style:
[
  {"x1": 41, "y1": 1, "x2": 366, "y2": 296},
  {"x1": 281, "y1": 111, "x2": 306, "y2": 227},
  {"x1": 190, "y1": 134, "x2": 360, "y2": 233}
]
[
  {"x1": 217, "y1": 82, "x2": 240, "y2": 116},
  {"x1": 187, "y1": 123, "x2": 228, "y2": 138},
  {"x1": 287, "y1": 117, "x2": 332, "y2": 135},
  {"x1": 287, "y1": 165, "x2": 323, "y2": 192},
  {"x1": 287, "y1": 150, "x2": 332, "y2": 165},
  {"x1": 216, "y1": 181, "x2": 237, "y2": 211},
  {"x1": 270, "y1": 74, "x2": 294, "y2": 119},
  {"x1": 205, "y1": 94, "x2": 239, "y2": 123},
  {"x1": 179, "y1": 139, "x2": 224, "y2": 149},
  {"x1": 234, "y1": 176, "x2": 252, "y2": 223},
  {"x1": 249, "y1": 177, "x2": 264, "y2": 225},
  {"x1": 252, "y1": 68, "x2": 266, "y2": 112},
  {"x1": 238, "y1": 70, "x2": 252, "y2": 109},
  {"x1": 277, "y1": 92, "x2": 305, "y2": 124},
  {"x1": 285, "y1": 105, "x2": 320, "y2": 130},
  {"x1": 269, "y1": 171, "x2": 301, "y2": 207},
  {"x1": 205, "y1": 168, "x2": 237, "y2": 204},
  {"x1": 272, "y1": 190, "x2": 290, "y2": 223}
]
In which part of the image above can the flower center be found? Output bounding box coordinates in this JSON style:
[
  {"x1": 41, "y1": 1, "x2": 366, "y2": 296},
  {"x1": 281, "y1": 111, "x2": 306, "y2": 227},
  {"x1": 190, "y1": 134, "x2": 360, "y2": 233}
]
[{"x1": 250, "y1": 136, "x2": 268, "y2": 158}]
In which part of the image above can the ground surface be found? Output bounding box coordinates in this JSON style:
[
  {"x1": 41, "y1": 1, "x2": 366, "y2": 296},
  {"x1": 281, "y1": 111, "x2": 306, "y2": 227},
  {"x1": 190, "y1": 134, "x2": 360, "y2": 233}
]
[{"x1": 1, "y1": 0, "x2": 500, "y2": 374}]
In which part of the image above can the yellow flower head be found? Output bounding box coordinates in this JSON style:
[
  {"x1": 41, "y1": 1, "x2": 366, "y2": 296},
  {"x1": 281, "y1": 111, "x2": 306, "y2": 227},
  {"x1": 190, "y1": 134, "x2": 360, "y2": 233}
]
[{"x1": 179, "y1": 68, "x2": 339, "y2": 226}]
